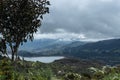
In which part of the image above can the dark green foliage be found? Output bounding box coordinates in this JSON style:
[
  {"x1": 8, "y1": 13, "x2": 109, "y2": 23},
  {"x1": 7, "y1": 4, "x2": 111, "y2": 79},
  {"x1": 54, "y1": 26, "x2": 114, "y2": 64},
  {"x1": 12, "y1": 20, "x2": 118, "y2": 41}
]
[
  {"x1": 64, "y1": 73, "x2": 81, "y2": 80},
  {"x1": 0, "y1": 58, "x2": 53, "y2": 80},
  {"x1": 48, "y1": 58, "x2": 102, "y2": 79},
  {"x1": 0, "y1": 38, "x2": 7, "y2": 55},
  {"x1": 0, "y1": 0, "x2": 50, "y2": 61},
  {"x1": 0, "y1": 57, "x2": 13, "y2": 80}
]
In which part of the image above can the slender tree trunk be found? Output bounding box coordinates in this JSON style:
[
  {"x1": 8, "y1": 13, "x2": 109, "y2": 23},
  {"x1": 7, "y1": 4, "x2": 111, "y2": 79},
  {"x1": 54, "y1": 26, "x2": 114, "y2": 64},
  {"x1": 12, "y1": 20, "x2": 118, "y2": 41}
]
[
  {"x1": 12, "y1": 52, "x2": 14, "y2": 61},
  {"x1": 11, "y1": 47, "x2": 15, "y2": 61},
  {"x1": 10, "y1": 41, "x2": 20, "y2": 61},
  {"x1": 15, "y1": 47, "x2": 18, "y2": 60},
  {"x1": 12, "y1": 46, "x2": 19, "y2": 61},
  {"x1": 9, "y1": 43, "x2": 14, "y2": 61},
  {"x1": 15, "y1": 42, "x2": 20, "y2": 60}
]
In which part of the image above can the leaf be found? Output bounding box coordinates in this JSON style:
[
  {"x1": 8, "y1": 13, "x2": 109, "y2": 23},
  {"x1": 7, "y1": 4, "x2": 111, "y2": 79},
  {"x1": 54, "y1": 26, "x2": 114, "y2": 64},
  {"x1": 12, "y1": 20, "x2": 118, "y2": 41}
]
[
  {"x1": 46, "y1": 7, "x2": 49, "y2": 13},
  {"x1": 46, "y1": 1, "x2": 50, "y2": 5},
  {"x1": 40, "y1": 15, "x2": 43, "y2": 19}
]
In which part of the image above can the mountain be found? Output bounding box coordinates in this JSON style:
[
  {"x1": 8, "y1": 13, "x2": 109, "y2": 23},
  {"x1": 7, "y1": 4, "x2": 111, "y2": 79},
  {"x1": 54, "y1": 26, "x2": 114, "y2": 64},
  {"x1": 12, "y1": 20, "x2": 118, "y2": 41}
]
[
  {"x1": 19, "y1": 39, "x2": 72, "y2": 52},
  {"x1": 61, "y1": 39, "x2": 120, "y2": 65},
  {"x1": 65, "y1": 38, "x2": 120, "y2": 56},
  {"x1": 18, "y1": 39, "x2": 86, "y2": 56},
  {"x1": 62, "y1": 41, "x2": 87, "y2": 48},
  {"x1": 78, "y1": 39, "x2": 120, "y2": 50},
  {"x1": 18, "y1": 38, "x2": 120, "y2": 65}
]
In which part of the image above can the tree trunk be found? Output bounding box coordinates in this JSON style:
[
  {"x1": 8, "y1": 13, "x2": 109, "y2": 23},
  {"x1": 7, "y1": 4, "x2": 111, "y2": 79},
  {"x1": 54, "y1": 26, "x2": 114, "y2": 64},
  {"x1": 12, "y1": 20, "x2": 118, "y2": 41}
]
[
  {"x1": 15, "y1": 43, "x2": 19, "y2": 60},
  {"x1": 9, "y1": 43, "x2": 15, "y2": 61},
  {"x1": 15, "y1": 48, "x2": 18, "y2": 60},
  {"x1": 12, "y1": 53, "x2": 14, "y2": 61},
  {"x1": 10, "y1": 41, "x2": 20, "y2": 61}
]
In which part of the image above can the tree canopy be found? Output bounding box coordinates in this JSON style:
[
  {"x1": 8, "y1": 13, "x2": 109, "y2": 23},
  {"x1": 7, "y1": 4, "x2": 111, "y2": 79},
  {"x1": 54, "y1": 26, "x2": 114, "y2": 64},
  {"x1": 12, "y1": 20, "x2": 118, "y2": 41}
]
[{"x1": 0, "y1": 0, "x2": 50, "y2": 61}]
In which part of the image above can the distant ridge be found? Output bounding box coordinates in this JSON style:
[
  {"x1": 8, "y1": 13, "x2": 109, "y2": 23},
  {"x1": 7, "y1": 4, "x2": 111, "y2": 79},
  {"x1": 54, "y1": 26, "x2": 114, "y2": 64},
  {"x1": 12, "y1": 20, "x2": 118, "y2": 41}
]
[{"x1": 18, "y1": 38, "x2": 120, "y2": 65}]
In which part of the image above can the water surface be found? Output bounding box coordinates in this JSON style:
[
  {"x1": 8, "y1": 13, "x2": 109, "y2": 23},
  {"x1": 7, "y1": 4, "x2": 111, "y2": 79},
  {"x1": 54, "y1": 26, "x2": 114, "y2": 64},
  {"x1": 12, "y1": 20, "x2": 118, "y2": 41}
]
[{"x1": 24, "y1": 56, "x2": 64, "y2": 63}]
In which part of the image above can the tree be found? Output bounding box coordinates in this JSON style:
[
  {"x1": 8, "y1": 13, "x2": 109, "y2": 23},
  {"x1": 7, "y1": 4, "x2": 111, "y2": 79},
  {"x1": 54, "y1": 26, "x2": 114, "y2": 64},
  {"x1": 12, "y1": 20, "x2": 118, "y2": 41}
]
[{"x1": 0, "y1": 0, "x2": 50, "y2": 61}]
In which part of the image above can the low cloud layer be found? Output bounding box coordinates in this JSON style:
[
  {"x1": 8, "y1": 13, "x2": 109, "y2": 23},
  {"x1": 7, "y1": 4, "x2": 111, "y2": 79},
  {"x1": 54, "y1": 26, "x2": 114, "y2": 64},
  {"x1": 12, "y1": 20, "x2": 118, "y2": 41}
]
[
  {"x1": 34, "y1": 29, "x2": 86, "y2": 41},
  {"x1": 35, "y1": 0, "x2": 120, "y2": 41}
]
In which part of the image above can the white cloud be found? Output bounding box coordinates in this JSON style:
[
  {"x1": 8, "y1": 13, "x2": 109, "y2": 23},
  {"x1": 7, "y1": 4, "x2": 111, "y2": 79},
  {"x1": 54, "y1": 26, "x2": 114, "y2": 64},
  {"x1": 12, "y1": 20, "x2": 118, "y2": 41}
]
[
  {"x1": 34, "y1": 29, "x2": 86, "y2": 41},
  {"x1": 55, "y1": 28, "x2": 66, "y2": 33},
  {"x1": 34, "y1": 32, "x2": 114, "y2": 41},
  {"x1": 40, "y1": 0, "x2": 120, "y2": 40}
]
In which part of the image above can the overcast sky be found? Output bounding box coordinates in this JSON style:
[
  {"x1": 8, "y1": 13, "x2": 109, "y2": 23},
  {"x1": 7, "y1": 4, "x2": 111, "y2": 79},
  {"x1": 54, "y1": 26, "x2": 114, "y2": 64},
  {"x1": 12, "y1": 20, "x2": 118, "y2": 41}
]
[{"x1": 34, "y1": 0, "x2": 120, "y2": 41}]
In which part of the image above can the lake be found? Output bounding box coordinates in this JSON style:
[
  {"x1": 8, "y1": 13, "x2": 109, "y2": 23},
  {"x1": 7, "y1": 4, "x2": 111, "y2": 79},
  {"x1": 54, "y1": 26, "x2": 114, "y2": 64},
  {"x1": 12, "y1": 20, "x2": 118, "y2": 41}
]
[
  {"x1": 8, "y1": 54, "x2": 65, "y2": 63},
  {"x1": 8, "y1": 55, "x2": 64, "y2": 63},
  {"x1": 24, "y1": 56, "x2": 64, "y2": 63}
]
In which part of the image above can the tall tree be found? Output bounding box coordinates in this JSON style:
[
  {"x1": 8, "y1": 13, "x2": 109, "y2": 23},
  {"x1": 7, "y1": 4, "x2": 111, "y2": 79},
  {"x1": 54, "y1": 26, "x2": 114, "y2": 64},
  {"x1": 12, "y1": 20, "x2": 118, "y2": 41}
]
[{"x1": 0, "y1": 0, "x2": 50, "y2": 61}]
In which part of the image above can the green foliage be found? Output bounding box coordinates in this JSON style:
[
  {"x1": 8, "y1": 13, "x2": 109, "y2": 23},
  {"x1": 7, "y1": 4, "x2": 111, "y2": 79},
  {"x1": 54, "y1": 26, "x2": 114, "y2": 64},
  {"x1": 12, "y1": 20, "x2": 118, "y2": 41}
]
[
  {"x1": 0, "y1": 57, "x2": 120, "y2": 80},
  {"x1": 0, "y1": 0, "x2": 50, "y2": 61},
  {"x1": 0, "y1": 39, "x2": 7, "y2": 55},
  {"x1": 12, "y1": 69, "x2": 52, "y2": 80},
  {"x1": 87, "y1": 66, "x2": 120, "y2": 80},
  {"x1": 103, "y1": 73, "x2": 120, "y2": 80},
  {"x1": 60, "y1": 65, "x2": 120, "y2": 80},
  {"x1": 64, "y1": 72, "x2": 81, "y2": 80},
  {"x1": 0, "y1": 58, "x2": 53, "y2": 80},
  {"x1": 0, "y1": 58, "x2": 13, "y2": 80}
]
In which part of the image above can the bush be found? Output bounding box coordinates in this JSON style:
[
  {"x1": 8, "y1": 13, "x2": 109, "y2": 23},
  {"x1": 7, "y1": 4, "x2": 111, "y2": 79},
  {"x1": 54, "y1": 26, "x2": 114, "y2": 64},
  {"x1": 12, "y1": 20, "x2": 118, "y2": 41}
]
[{"x1": 64, "y1": 72, "x2": 81, "y2": 80}]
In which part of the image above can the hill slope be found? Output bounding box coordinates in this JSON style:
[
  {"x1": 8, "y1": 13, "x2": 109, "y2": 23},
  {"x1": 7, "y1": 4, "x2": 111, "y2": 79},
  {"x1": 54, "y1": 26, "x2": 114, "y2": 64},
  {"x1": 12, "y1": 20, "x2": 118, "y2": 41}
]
[{"x1": 62, "y1": 39, "x2": 120, "y2": 65}]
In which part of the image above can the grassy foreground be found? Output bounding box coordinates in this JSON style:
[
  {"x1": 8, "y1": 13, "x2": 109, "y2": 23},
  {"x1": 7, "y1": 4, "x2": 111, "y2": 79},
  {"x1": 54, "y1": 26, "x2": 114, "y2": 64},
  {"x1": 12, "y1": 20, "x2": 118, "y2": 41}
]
[{"x1": 0, "y1": 57, "x2": 120, "y2": 80}]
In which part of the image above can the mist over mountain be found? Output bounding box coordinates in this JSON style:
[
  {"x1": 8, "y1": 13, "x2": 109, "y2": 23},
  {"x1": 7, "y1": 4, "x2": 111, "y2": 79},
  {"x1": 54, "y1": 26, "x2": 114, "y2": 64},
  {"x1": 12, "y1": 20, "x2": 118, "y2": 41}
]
[
  {"x1": 19, "y1": 39, "x2": 73, "y2": 52},
  {"x1": 18, "y1": 39, "x2": 86, "y2": 56}
]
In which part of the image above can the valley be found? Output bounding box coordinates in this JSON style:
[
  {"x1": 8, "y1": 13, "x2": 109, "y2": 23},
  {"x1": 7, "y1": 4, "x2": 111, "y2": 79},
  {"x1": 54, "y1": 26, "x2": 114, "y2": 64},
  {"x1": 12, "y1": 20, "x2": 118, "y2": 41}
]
[{"x1": 18, "y1": 38, "x2": 120, "y2": 65}]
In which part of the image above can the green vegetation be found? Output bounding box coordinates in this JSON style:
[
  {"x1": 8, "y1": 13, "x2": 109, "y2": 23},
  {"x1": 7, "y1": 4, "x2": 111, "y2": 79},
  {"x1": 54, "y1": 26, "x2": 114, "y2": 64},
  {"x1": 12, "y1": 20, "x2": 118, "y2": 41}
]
[
  {"x1": 0, "y1": 0, "x2": 50, "y2": 61},
  {"x1": 0, "y1": 57, "x2": 53, "y2": 80},
  {"x1": 62, "y1": 65, "x2": 120, "y2": 80},
  {"x1": 0, "y1": 57, "x2": 120, "y2": 80},
  {"x1": 1, "y1": 0, "x2": 119, "y2": 80}
]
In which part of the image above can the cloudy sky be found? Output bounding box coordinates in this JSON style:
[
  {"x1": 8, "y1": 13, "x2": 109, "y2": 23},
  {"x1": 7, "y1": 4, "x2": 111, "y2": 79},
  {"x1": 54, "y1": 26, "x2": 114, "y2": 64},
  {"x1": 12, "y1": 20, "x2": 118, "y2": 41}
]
[{"x1": 34, "y1": 0, "x2": 120, "y2": 41}]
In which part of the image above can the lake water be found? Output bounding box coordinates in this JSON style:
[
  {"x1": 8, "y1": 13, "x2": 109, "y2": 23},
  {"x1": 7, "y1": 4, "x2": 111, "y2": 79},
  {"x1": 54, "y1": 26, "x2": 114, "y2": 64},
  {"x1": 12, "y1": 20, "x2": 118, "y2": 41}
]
[
  {"x1": 24, "y1": 56, "x2": 64, "y2": 63},
  {"x1": 8, "y1": 55, "x2": 64, "y2": 63}
]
